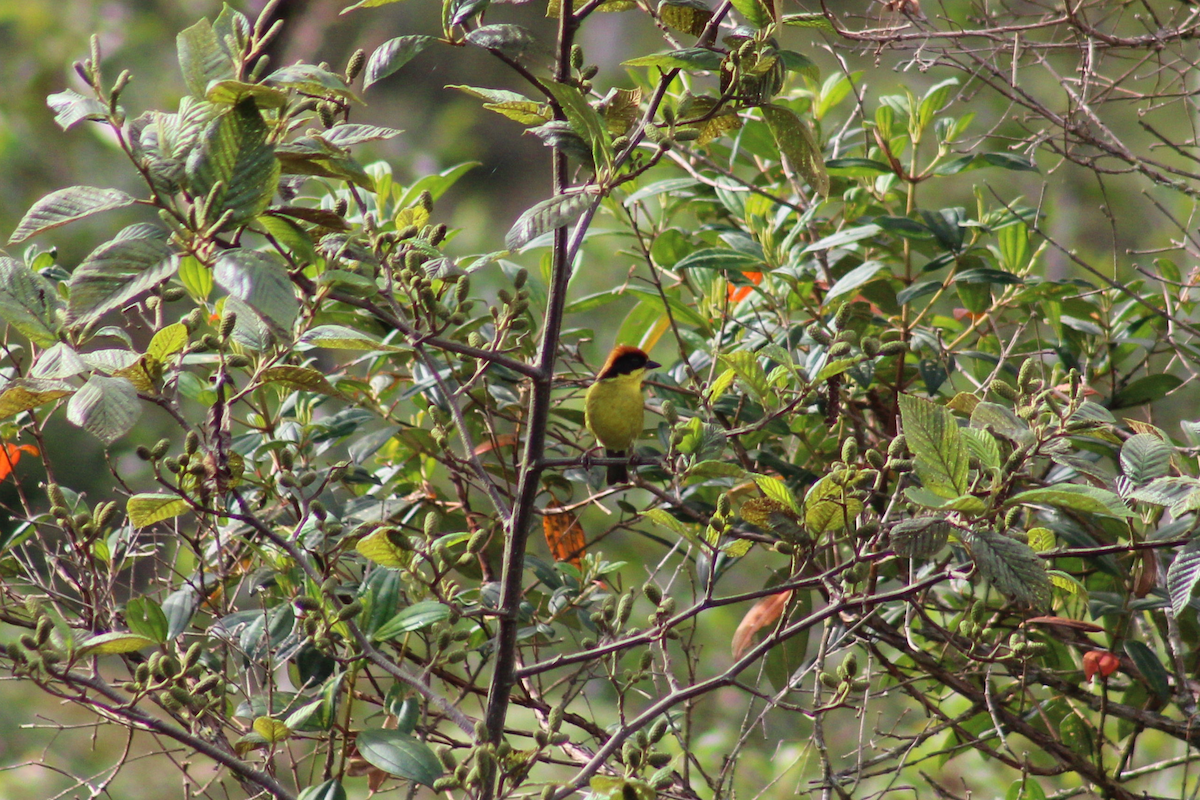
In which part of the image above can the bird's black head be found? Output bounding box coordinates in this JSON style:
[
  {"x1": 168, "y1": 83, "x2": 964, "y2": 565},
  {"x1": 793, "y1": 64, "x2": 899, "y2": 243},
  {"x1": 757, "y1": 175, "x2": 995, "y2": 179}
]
[{"x1": 597, "y1": 346, "x2": 662, "y2": 380}]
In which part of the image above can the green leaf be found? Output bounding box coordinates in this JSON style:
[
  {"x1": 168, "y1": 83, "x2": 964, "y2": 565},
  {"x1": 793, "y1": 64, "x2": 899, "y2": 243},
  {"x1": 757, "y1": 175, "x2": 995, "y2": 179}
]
[
  {"x1": 963, "y1": 529, "x2": 1051, "y2": 608},
  {"x1": 707, "y1": 368, "x2": 737, "y2": 402},
  {"x1": 778, "y1": 50, "x2": 819, "y2": 81},
  {"x1": 253, "y1": 717, "x2": 291, "y2": 744},
  {"x1": 505, "y1": 193, "x2": 591, "y2": 251},
  {"x1": 1120, "y1": 433, "x2": 1172, "y2": 487},
  {"x1": 730, "y1": 0, "x2": 772, "y2": 28},
  {"x1": 161, "y1": 587, "x2": 200, "y2": 640},
  {"x1": 658, "y1": 0, "x2": 712, "y2": 36},
  {"x1": 46, "y1": 89, "x2": 108, "y2": 131},
  {"x1": 979, "y1": 152, "x2": 1038, "y2": 172},
  {"x1": 205, "y1": 81, "x2": 290, "y2": 108},
  {"x1": 685, "y1": 460, "x2": 746, "y2": 481},
  {"x1": 0, "y1": 378, "x2": 73, "y2": 419},
  {"x1": 464, "y1": 24, "x2": 538, "y2": 58},
  {"x1": 1123, "y1": 640, "x2": 1170, "y2": 702},
  {"x1": 0, "y1": 257, "x2": 64, "y2": 345},
  {"x1": 804, "y1": 474, "x2": 863, "y2": 534},
  {"x1": 1167, "y1": 538, "x2": 1200, "y2": 617},
  {"x1": 124, "y1": 596, "x2": 169, "y2": 643},
  {"x1": 214, "y1": 249, "x2": 298, "y2": 335},
  {"x1": 261, "y1": 366, "x2": 340, "y2": 396},
  {"x1": 78, "y1": 631, "x2": 157, "y2": 656},
  {"x1": 781, "y1": 12, "x2": 834, "y2": 30},
  {"x1": 674, "y1": 248, "x2": 762, "y2": 272},
  {"x1": 644, "y1": 508, "x2": 697, "y2": 540},
  {"x1": 720, "y1": 351, "x2": 771, "y2": 405},
  {"x1": 185, "y1": 99, "x2": 279, "y2": 229},
  {"x1": 364, "y1": 36, "x2": 437, "y2": 90},
  {"x1": 355, "y1": 730, "x2": 444, "y2": 787},
  {"x1": 1027, "y1": 527, "x2": 1055, "y2": 552},
  {"x1": 356, "y1": 528, "x2": 413, "y2": 568},
  {"x1": 1058, "y1": 710, "x2": 1094, "y2": 758},
  {"x1": 622, "y1": 48, "x2": 723, "y2": 71},
  {"x1": 917, "y1": 78, "x2": 957, "y2": 130},
  {"x1": 1111, "y1": 374, "x2": 1183, "y2": 409},
  {"x1": 754, "y1": 474, "x2": 801, "y2": 514},
  {"x1": 298, "y1": 780, "x2": 346, "y2": 800},
  {"x1": 544, "y1": 81, "x2": 613, "y2": 173},
  {"x1": 177, "y1": 18, "x2": 237, "y2": 99},
  {"x1": 8, "y1": 186, "x2": 137, "y2": 245},
  {"x1": 970, "y1": 401, "x2": 1030, "y2": 443},
  {"x1": 483, "y1": 100, "x2": 551, "y2": 125},
  {"x1": 67, "y1": 236, "x2": 178, "y2": 327},
  {"x1": 373, "y1": 601, "x2": 452, "y2": 642},
  {"x1": 178, "y1": 255, "x2": 213, "y2": 302},
  {"x1": 762, "y1": 105, "x2": 829, "y2": 197},
  {"x1": 802, "y1": 224, "x2": 882, "y2": 254},
  {"x1": 997, "y1": 222, "x2": 1032, "y2": 273},
  {"x1": 67, "y1": 375, "x2": 140, "y2": 444},
  {"x1": 1006, "y1": 485, "x2": 1135, "y2": 519},
  {"x1": 147, "y1": 323, "x2": 189, "y2": 362},
  {"x1": 960, "y1": 427, "x2": 1000, "y2": 470},
  {"x1": 127, "y1": 493, "x2": 191, "y2": 528},
  {"x1": 1005, "y1": 778, "x2": 1047, "y2": 800},
  {"x1": 264, "y1": 65, "x2": 359, "y2": 102},
  {"x1": 890, "y1": 517, "x2": 950, "y2": 559},
  {"x1": 824, "y1": 158, "x2": 892, "y2": 177},
  {"x1": 898, "y1": 394, "x2": 969, "y2": 497},
  {"x1": 826, "y1": 261, "x2": 887, "y2": 302},
  {"x1": 342, "y1": 0, "x2": 408, "y2": 11},
  {"x1": 301, "y1": 325, "x2": 404, "y2": 352}
]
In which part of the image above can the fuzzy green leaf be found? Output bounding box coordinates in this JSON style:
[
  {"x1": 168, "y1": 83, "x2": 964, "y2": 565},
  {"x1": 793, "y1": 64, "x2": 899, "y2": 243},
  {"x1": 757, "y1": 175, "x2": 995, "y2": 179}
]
[{"x1": 898, "y1": 394, "x2": 969, "y2": 497}]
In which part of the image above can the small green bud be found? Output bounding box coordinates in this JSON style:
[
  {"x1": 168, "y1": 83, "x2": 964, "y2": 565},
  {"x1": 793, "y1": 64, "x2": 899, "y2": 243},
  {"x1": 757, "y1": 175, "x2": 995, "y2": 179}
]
[
  {"x1": 841, "y1": 438, "x2": 858, "y2": 463},
  {"x1": 293, "y1": 596, "x2": 322, "y2": 613},
  {"x1": 226, "y1": 353, "x2": 252, "y2": 368},
  {"x1": 616, "y1": 593, "x2": 635, "y2": 627},
  {"x1": 136, "y1": 445, "x2": 153, "y2": 461},
  {"x1": 161, "y1": 286, "x2": 187, "y2": 302},
  {"x1": 643, "y1": 583, "x2": 663, "y2": 606},
  {"x1": 834, "y1": 302, "x2": 853, "y2": 330},
  {"x1": 429, "y1": 223, "x2": 448, "y2": 246},
  {"x1": 861, "y1": 336, "x2": 881, "y2": 357},
  {"x1": 219, "y1": 310, "x2": 237, "y2": 341},
  {"x1": 829, "y1": 341, "x2": 853, "y2": 358},
  {"x1": 346, "y1": 48, "x2": 366, "y2": 82},
  {"x1": 335, "y1": 600, "x2": 363, "y2": 621},
  {"x1": 808, "y1": 325, "x2": 832, "y2": 345},
  {"x1": 887, "y1": 436, "x2": 907, "y2": 458},
  {"x1": 879, "y1": 341, "x2": 907, "y2": 357},
  {"x1": 184, "y1": 430, "x2": 200, "y2": 455}
]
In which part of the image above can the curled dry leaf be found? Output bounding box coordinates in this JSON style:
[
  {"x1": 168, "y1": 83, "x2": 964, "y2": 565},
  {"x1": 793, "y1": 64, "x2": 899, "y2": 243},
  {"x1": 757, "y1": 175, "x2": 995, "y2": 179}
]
[
  {"x1": 543, "y1": 507, "x2": 586, "y2": 569},
  {"x1": 732, "y1": 590, "x2": 792, "y2": 660}
]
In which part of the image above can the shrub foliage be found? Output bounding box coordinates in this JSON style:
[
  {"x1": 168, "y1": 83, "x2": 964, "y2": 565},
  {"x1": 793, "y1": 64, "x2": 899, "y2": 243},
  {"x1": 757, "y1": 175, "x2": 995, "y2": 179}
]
[{"x1": 4, "y1": 1, "x2": 1200, "y2": 799}]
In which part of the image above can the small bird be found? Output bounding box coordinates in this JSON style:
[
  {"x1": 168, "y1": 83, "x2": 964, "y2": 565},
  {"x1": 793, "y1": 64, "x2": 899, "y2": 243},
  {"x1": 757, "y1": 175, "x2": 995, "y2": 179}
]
[{"x1": 584, "y1": 345, "x2": 661, "y2": 485}]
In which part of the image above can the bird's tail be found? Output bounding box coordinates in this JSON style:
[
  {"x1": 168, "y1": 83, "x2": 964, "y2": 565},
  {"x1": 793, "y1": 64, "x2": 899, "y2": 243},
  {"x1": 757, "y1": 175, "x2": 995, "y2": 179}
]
[{"x1": 606, "y1": 449, "x2": 628, "y2": 485}]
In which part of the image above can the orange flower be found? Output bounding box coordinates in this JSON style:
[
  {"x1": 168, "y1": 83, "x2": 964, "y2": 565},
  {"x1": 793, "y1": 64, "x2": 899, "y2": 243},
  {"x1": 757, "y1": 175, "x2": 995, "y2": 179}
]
[
  {"x1": 0, "y1": 443, "x2": 39, "y2": 482},
  {"x1": 727, "y1": 272, "x2": 763, "y2": 304},
  {"x1": 1082, "y1": 649, "x2": 1119, "y2": 681}
]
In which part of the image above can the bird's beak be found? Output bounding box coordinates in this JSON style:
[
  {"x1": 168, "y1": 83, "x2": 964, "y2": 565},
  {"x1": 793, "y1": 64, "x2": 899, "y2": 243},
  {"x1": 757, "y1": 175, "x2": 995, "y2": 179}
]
[{"x1": 646, "y1": 360, "x2": 662, "y2": 370}]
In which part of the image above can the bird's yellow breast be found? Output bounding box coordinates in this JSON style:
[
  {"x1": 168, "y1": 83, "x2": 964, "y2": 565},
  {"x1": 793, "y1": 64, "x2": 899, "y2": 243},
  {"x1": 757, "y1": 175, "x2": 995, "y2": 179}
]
[{"x1": 584, "y1": 369, "x2": 647, "y2": 451}]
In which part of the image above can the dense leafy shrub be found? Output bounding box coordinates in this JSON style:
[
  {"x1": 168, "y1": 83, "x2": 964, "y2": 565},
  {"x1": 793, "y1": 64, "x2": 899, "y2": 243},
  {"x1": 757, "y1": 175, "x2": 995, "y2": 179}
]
[{"x1": 4, "y1": 2, "x2": 1200, "y2": 799}]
